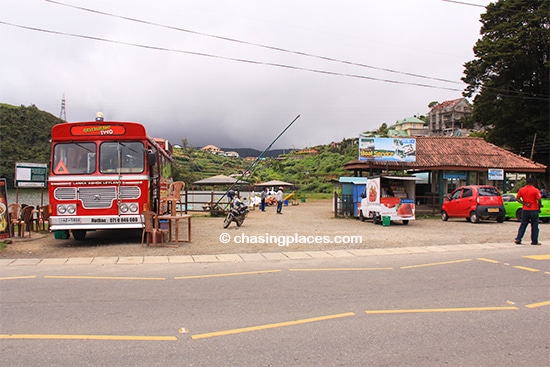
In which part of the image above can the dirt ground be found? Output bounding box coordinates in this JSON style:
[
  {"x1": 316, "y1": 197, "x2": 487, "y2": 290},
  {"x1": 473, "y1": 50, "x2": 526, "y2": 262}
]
[{"x1": 1, "y1": 200, "x2": 546, "y2": 259}]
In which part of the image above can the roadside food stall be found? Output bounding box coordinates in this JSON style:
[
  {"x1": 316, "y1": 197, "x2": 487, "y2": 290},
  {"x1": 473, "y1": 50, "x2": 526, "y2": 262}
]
[{"x1": 358, "y1": 175, "x2": 418, "y2": 225}]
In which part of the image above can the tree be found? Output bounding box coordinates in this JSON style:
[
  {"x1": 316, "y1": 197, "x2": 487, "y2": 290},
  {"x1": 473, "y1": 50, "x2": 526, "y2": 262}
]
[
  {"x1": 362, "y1": 123, "x2": 389, "y2": 137},
  {"x1": 0, "y1": 104, "x2": 60, "y2": 188},
  {"x1": 462, "y1": 0, "x2": 549, "y2": 167},
  {"x1": 376, "y1": 123, "x2": 389, "y2": 136}
]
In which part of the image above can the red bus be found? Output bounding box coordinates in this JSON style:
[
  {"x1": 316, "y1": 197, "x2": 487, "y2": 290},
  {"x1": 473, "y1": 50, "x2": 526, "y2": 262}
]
[{"x1": 48, "y1": 116, "x2": 172, "y2": 240}]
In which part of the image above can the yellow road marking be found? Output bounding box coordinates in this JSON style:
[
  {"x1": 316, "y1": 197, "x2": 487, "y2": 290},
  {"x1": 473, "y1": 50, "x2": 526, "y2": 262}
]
[
  {"x1": 400, "y1": 259, "x2": 471, "y2": 269},
  {"x1": 175, "y1": 269, "x2": 281, "y2": 279},
  {"x1": 0, "y1": 334, "x2": 176, "y2": 341},
  {"x1": 44, "y1": 276, "x2": 165, "y2": 281},
  {"x1": 513, "y1": 266, "x2": 540, "y2": 273},
  {"x1": 477, "y1": 258, "x2": 500, "y2": 264},
  {"x1": 0, "y1": 276, "x2": 37, "y2": 281},
  {"x1": 524, "y1": 254, "x2": 550, "y2": 260},
  {"x1": 191, "y1": 312, "x2": 355, "y2": 340},
  {"x1": 365, "y1": 306, "x2": 518, "y2": 314},
  {"x1": 289, "y1": 267, "x2": 393, "y2": 272},
  {"x1": 525, "y1": 300, "x2": 550, "y2": 309}
]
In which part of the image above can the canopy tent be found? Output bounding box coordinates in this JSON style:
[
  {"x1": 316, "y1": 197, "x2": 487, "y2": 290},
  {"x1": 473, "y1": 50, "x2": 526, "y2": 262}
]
[
  {"x1": 192, "y1": 175, "x2": 249, "y2": 186},
  {"x1": 191, "y1": 174, "x2": 251, "y2": 216},
  {"x1": 254, "y1": 180, "x2": 296, "y2": 189}
]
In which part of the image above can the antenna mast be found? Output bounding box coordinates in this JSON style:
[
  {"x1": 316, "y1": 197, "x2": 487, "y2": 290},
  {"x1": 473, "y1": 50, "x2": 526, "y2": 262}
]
[{"x1": 59, "y1": 94, "x2": 67, "y2": 121}]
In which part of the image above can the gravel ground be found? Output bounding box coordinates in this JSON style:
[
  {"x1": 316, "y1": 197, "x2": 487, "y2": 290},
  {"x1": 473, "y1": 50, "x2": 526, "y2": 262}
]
[{"x1": 2, "y1": 200, "x2": 547, "y2": 259}]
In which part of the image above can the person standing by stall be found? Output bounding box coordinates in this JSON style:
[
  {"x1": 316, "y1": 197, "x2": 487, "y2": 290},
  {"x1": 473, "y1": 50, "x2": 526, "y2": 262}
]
[
  {"x1": 260, "y1": 188, "x2": 267, "y2": 212},
  {"x1": 276, "y1": 187, "x2": 284, "y2": 214},
  {"x1": 514, "y1": 176, "x2": 542, "y2": 245}
]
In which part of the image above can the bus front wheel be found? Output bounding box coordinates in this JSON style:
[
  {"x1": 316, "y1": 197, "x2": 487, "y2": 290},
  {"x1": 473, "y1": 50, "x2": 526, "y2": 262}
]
[{"x1": 72, "y1": 230, "x2": 87, "y2": 240}]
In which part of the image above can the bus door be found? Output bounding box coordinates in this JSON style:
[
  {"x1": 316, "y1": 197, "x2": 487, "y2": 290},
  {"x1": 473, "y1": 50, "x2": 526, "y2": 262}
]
[{"x1": 147, "y1": 147, "x2": 159, "y2": 212}]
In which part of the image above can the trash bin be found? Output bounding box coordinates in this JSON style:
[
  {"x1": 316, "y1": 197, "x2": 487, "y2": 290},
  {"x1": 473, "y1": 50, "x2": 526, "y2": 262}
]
[
  {"x1": 284, "y1": 200, "x2": 289, "y2": 206},
  {"x1": 54, "y1": 230, "x2": 70, "y2": 239},
  {"x1": 159, "y1": 219, "x2": 169, "y2": 230},
  {"x1": 382, "y1": 216, "x2": 391, "y2": 226}
]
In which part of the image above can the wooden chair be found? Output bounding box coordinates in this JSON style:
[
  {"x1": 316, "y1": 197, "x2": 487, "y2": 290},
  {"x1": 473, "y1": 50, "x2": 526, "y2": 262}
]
[
  {"x1": 37, "y1": 205, "x2": 50, "y2": 231},
  {"x1": 16, "y1": 205, "x2": 35, "y2": 238},
  {"x1": 141, "y1": 210, "x2": 168, "y2": 247},
  {"x1": 8, "y1": 203, "x2": 21, "y2": 237},
  {"x1": 164, "y1": 181, "x2": 185, "y2": 215}
]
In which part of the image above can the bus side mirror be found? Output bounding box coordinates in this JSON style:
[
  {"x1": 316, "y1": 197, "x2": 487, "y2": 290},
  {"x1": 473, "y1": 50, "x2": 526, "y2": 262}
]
[
  {"x1": 360, "y1": 192, "x2": 366, "y2": 199},
  {"x1": 147, "y1": 152, "x2": 156, "y2": 166}
]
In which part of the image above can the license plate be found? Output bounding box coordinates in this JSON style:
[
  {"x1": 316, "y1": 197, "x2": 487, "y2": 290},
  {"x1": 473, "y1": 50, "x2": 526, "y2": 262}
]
[{"x1": 488, "y1": 208, "x2": 499, "y2": 213}]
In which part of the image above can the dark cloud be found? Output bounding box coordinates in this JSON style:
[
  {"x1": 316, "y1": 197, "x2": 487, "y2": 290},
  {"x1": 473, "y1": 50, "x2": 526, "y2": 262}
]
[{"x1": 2, "y1": 0, "x2": 490, "y2": 149}]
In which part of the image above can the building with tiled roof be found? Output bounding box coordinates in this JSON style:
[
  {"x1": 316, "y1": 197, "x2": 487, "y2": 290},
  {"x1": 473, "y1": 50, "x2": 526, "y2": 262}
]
[
  {"x1": 428, "y1": 98, "x2": 472, "y2": 136},
  {"x1": 344, "y1": 136, "x2": 546, "y2": 196},
  {"x1": 200, "y1": 145, "x2": 222, "y2": 154},
  {"x1": 392, "y1": 116, "x2": 428, "y2": 137}
]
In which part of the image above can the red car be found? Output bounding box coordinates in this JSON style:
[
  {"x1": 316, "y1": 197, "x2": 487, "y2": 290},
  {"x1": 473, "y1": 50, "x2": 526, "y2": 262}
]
[{"x1": 441, "y1": 185, "x2": 505, "y2": 223}]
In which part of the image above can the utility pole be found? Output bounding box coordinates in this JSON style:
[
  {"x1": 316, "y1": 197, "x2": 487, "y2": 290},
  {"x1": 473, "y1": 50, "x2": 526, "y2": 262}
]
[
  {"x1": 529, "y1": 133, "x2": 537, "y2": 160},
  {"x1": 59, "y1": 94, "x2": 67, "y2": 121}
]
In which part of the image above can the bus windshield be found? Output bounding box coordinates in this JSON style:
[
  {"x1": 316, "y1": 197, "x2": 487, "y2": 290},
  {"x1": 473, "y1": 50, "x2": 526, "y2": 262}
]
[
  {"x1": 53, "y1": 142, "x2": 96, "y2": 174},
  {"x1": 100, "y1": 141, "x2": 145, "y2": 173}
]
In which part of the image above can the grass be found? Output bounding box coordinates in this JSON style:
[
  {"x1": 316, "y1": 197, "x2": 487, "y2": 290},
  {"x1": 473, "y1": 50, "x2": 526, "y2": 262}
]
[{"x1": 295, "y1": 192, "x2": 333, "y2": 201}]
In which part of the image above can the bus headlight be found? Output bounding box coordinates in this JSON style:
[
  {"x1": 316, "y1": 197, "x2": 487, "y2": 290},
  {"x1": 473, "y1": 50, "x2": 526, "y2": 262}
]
[
  {"x1": 120, "y1": 203, "x2": 129, "y2": 213},
  {"x1": 57, "y1": 204, "x2": 76, "y2": 215},
  {"x1": 129, "y1": 203, "x2": 139, "y2": 213}
]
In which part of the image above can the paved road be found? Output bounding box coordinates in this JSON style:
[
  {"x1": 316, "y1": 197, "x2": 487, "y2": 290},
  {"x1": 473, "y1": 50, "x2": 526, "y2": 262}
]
[{"x1": 1, "y1": 244, "x2": 549, "y2": 366}]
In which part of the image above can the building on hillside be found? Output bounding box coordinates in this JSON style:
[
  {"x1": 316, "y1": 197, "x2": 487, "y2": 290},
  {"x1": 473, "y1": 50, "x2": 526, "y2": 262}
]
[
  {"x1": 386, "y1": 129, "x2": 409, "y2": 137},
  {"x1": 428, "y1": 98, "x2": 472, "y2": 136},
  {"x1": 391, "y1": 116, "x2": 428, "y2": 137},
  {"x1": 223, "y1": 151, "x2": 240, "y2": 158},
  {"x1": 200, "y1": 145, "x2": 222, "y2": 154}
]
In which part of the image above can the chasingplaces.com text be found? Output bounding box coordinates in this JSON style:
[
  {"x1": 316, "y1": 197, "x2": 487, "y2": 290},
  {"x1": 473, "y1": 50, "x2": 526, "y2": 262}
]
[{"x1": 219, "y1": 232, "x2": 363, "y2": 247}]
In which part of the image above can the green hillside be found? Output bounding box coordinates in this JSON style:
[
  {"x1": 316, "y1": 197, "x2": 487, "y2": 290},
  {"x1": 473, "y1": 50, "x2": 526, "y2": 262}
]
[
  {"x1": 174, "y1": 141, "x2": 358, "y2": 193},
  {"x1": 0, "y1": 104, "x2": 63, "y2": 188},
  {"x1": 0, "y1": 104, "x2": 357, "y2": 193}
]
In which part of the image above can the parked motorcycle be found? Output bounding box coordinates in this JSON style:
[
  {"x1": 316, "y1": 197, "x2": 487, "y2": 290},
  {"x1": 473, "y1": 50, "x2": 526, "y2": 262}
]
[
  {"x1": 223, "y1": 190, "x2": 249, "y2": 228},
  {"x1": 223, "y1": 205, "x2": 249, "y2": 228}
]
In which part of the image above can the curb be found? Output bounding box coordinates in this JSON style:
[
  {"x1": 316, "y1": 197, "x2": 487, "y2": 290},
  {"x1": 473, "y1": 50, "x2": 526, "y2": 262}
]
[{"x1": 0, "y1": 242, "x2": 526, "y2": 267}]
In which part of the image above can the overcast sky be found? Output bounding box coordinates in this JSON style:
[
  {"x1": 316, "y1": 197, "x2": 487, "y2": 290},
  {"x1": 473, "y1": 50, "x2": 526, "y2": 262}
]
[{"x1": 2, "y1": 0, "x2": 492, "y2": 149}]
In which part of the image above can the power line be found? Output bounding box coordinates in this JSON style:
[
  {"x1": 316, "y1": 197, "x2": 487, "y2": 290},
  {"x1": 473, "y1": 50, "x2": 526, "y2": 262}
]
[
  {"x1": 441, "y1": 0, "x2": 486, "y2": 8},
  {"x1": 0, "y1": 19, "x2": 465, "y2": 92},
  {"x1": 39, "y1": 0, "x2": 550, "y2": 101},
  {"x1": 45, "y1": 0, "x2": 462, "y2": 86}
]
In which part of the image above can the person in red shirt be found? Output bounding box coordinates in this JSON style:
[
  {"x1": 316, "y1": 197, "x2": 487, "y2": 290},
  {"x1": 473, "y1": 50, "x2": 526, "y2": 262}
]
[{"x1": 514, "y1": 176, "x2": 542, "y2": 245}]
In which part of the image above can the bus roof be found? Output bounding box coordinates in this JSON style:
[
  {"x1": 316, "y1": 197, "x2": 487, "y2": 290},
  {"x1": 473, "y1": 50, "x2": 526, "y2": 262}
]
[
  {"x1": 51, "y1": 120, "x2": 172, "y2": 159},
  {"x1": 52, "y1": 121, "x2": 147, "y2": 140}
]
